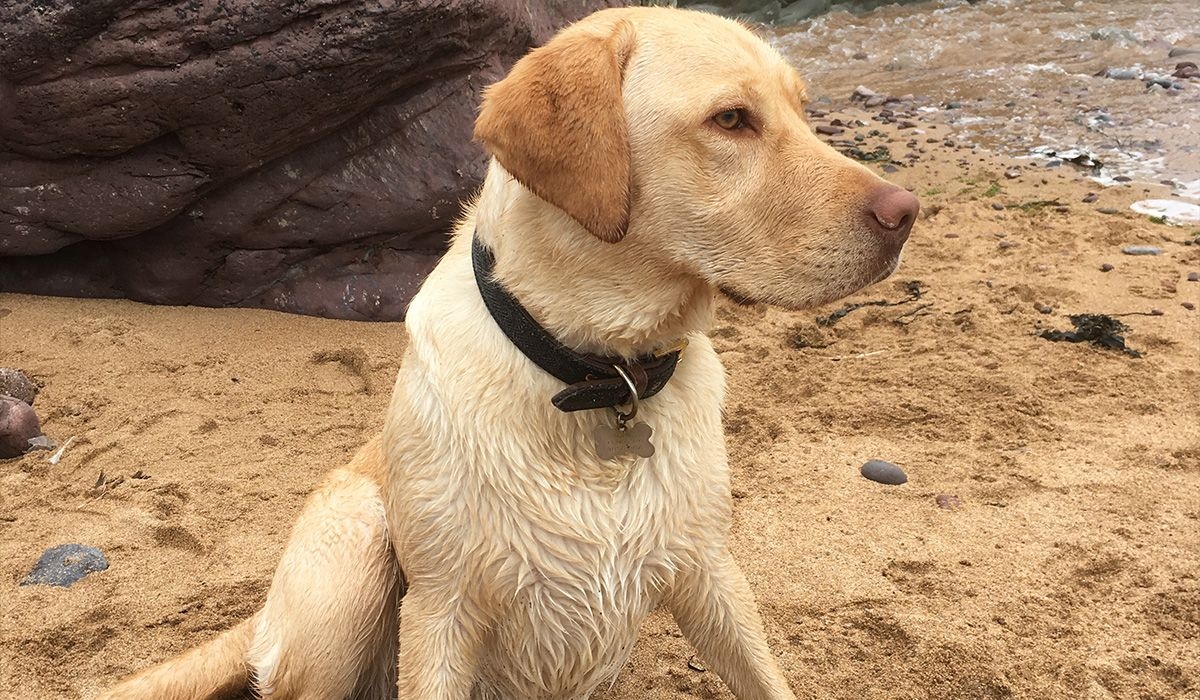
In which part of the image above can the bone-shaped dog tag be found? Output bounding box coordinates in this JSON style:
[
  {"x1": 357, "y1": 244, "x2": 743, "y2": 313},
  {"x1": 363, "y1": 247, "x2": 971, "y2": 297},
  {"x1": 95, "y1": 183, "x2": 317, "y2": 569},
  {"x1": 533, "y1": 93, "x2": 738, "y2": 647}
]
[{"x1": 593, "y1": 421, "x2": 655, "y2": 460}]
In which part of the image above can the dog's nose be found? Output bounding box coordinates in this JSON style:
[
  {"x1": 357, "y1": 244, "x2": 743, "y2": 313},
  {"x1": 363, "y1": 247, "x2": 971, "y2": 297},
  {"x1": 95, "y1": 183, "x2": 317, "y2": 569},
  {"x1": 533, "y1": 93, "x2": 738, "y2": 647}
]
[{"x1": 866, "y1": 186, "x2": 919, "y2": 244}]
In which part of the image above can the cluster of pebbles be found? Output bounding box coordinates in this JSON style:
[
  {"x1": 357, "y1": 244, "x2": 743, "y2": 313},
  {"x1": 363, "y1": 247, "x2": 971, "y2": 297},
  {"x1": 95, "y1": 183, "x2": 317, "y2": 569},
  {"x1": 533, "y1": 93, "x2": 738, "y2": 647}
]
[
  {"x1": 2, "y1": 368, "x2": 109, "y2": 588},
  {"x1": 804, "y1": 88, "x2": 959, "y2": 176}
]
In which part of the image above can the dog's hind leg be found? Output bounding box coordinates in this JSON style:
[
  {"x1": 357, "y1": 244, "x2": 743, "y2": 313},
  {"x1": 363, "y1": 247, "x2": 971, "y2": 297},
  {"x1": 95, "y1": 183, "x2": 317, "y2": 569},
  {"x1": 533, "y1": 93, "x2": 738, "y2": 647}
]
[
  {"x1": 248, "y1": 445, "x2": 402, "y2": 700},
  {"x1": 99, "y1": 437, "x2": 400, "y2": 700}
]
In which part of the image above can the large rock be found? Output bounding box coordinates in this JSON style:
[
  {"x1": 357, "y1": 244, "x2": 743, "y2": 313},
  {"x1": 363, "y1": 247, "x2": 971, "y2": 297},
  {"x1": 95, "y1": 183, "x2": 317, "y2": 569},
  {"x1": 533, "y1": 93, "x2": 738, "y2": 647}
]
[{"x1": 0, "y1": 0, "x2": 619, "y2": 320}]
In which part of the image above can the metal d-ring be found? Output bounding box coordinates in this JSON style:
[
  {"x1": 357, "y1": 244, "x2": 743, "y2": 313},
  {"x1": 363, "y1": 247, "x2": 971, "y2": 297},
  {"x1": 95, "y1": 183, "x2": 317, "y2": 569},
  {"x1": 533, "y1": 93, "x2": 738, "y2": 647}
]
[{"x1": 611, "y1": 364, "x2": 640, "y2": 428}]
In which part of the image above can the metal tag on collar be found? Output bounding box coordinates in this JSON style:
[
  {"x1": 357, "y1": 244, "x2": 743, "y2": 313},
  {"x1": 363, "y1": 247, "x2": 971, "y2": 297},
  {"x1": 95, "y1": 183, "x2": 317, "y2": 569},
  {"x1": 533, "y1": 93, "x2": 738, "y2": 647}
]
[{"x1": 592, "y1": 363, "x2": 655, "y2": 460}]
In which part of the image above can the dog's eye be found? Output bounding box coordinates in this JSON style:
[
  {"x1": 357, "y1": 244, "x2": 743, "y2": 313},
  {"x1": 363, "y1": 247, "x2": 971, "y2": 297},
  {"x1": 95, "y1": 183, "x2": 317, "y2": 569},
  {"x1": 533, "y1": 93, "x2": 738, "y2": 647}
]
[{"x1": 712, "y1": 108, "x2": 747, "y2": 131}]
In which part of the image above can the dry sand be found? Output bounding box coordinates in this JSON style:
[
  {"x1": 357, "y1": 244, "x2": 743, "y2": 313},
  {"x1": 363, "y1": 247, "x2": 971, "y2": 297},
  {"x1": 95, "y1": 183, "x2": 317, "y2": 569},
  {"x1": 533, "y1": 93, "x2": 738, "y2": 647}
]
[{"x1": 2, "y1": 119, "x2": 1199, "y2": 699}]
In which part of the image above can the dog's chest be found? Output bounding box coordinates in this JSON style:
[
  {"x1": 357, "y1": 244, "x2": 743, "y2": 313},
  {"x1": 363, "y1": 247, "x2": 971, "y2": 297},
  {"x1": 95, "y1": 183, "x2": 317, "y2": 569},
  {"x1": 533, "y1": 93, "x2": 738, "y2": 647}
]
[{"x1": 477, "y1": 470, "x2": 683, "y2": 699}]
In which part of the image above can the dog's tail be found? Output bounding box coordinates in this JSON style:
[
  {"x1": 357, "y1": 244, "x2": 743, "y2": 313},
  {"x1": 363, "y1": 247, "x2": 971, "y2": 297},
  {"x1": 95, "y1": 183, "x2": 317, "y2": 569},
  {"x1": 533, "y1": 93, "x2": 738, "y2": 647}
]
[
  {"x1": 95, "y1": 437, "x2": 396, "y2": 700},
  {"x1": 93, "y1": 616, "x2": 255, "y2": 700}
]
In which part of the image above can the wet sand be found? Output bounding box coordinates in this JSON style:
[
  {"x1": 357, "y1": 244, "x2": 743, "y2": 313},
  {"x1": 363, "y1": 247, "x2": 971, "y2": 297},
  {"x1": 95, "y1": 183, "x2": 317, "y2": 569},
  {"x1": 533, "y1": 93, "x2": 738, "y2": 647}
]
[
  {"x1": 773, "y1": 0, "x2": 1200, "y2": 193},
  {"x1": 3, "y1": 16, "x2": 1200, "y2": 700}
]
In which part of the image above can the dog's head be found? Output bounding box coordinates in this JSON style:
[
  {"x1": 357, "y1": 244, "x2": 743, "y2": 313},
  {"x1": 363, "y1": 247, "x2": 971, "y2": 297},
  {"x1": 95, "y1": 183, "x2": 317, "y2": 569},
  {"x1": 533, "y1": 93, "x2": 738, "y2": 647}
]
[{"x1": 475, "y1": 7, "x2": 917, "y2": 310}]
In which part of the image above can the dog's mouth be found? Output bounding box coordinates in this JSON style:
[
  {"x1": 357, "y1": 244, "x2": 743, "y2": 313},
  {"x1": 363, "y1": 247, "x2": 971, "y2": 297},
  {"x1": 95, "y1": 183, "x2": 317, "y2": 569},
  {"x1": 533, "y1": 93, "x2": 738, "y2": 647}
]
[
  {"x1": 717, "y1": 251, "x2": 903, "y2": 311},
  {"x1": 866, "y1": 252, "x2": 903, "y2": 287}
]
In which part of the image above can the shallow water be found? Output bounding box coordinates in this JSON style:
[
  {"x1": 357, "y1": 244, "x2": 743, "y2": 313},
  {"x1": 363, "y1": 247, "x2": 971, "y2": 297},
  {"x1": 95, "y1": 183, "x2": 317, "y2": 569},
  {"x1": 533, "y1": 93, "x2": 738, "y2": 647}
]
[{"x1": 768, "y1": 0, "x2": 1200, "y2": 197}]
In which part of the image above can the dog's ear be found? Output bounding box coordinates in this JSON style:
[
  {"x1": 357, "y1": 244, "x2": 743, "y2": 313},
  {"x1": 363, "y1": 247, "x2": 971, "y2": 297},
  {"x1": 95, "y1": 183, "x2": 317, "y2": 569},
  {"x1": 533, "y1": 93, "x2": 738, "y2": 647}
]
[{"x1": 474, "y1": 20, "x2": 635, "y2": 243}]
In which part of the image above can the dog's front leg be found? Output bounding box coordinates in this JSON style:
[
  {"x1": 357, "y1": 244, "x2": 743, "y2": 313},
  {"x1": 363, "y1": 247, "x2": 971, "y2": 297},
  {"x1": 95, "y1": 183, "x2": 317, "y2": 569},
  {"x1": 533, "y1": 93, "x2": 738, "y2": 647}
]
[
  {"x1": 665, "y1": 550, "x2": 796, "y2": 700},
  {"x1": 397, "y1": 585, "x2": 488, "y2": 698}
]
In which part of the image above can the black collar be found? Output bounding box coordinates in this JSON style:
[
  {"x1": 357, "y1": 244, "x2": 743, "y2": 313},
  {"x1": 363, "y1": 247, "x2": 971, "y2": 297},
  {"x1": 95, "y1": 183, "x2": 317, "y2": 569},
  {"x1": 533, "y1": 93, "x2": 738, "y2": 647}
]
[{"x1": 471, "y1": 235, "x2": 682, "y2": 413}]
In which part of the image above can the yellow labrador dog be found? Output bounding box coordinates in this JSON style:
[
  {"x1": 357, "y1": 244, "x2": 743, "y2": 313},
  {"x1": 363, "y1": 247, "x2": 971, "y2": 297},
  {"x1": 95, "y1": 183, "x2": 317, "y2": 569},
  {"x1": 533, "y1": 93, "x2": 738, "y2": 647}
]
[{"x1": 100, "y1": 6, "x2": 916, "y2": 699}]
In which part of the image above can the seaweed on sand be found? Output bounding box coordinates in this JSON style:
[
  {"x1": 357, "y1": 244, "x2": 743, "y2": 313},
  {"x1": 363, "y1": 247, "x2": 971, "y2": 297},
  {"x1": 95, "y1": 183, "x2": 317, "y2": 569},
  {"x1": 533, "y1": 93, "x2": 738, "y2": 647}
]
[
  {"x1": 1038, "y1": 314, "x2": 1141, "y2": 358},
  {"x1": 841, "y1": 145, "x2": 893, "y2": 163},
  {"x1": 817, "y1": 281, "x2": 924, "y2": 326}
]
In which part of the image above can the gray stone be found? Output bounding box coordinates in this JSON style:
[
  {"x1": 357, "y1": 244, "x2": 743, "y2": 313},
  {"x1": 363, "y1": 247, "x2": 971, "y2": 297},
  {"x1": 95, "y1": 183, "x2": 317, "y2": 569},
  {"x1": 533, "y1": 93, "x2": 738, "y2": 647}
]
[
  {"x1": 1143, "y1": 74, "x2": 1184, "y2": 90},
  {"x1": 1098, "y1": 67, "x2": 1140, "y2": 80},
  {"x1": 1122, "y1": 245, "x2": 1163, "y2": 256},
  {"x1": 851, "y1": 85, "x2": 878, "y2": 101},
  {"x1": 26, "y1": 435, "x2": 56, "y2": 451},
  {"x1": 860, "y1": 459, "x2": 907, "y2": 486},
  {"x1": 21, "y1": 544, "x2": 109, "y2": 587}
]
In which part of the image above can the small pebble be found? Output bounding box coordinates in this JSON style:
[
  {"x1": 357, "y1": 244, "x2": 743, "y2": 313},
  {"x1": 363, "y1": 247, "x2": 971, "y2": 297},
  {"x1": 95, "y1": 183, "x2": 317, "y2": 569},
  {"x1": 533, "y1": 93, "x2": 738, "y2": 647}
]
[
  {"x1": 1187, "y1": 272, "x2": 1199, "y2": 282},
  {"x1": 26, "y1": 435, "x2": 56, "y2": 451},
  {"x1": 1004, "y1": 168, "x2": 1021, "y2": 179},
  {"x1": 1099, "y1": 67, "x2": 1140, "y2": 80},
  {"x1": 1100, "y1": 263, "x2": 1114, "y2": 272},
  {"x1": 21, "y1": 544, "x2": 109, "y2": 587},
  {"x1": 860, "y1": 459, "x2": 907, "y2": 486},
  {"x1": 1122, "y1": 245, "x2": 1162, "y2": 256},
  {"x1": 999, "y1": 240, "x2": 1017, "y2": 249},
  {"x1": 991, "y1": 202, "x2": 1005, "y2": 211},
  {"x1": 1036, "y1": 304, "x2": 1053, "y2": 314},
  {"x1": 935, "y1": 494, "x2": 962, "y2": 510},
  {"x1": 1184, "y1": 302, "x2": 1195, "y2": 311},
  {"x1": 1097, "y1": 207, "x2": 1119, "y2": 215},
  {"x1": 0, "y1": 396, "x2": 42, "y2": 459},
  {"x1": 1082, "y1": 193, "x2": 1099, "y2": 203},
  {"x1": 0, "y1": 368, "x2": 37, "y2": 405},
  {"x1": 851, "y1": 85, "x2": 878, "y2": 100},
  {"x1": 815, "y1": 124, "x2": 843, "y2": 136}
]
